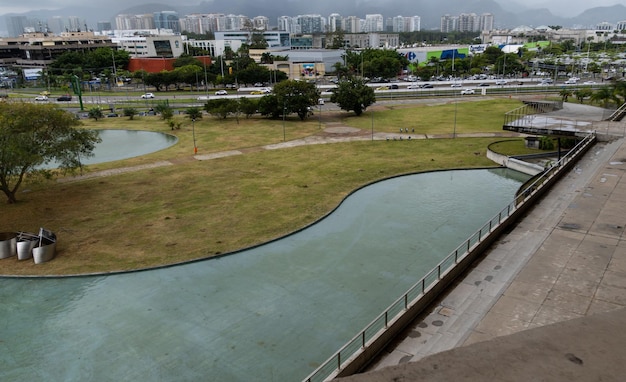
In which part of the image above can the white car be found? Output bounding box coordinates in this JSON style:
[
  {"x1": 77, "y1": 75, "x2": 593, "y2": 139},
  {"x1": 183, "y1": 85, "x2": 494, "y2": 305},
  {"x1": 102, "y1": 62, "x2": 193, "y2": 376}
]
[
  {"x1": 460, "y1": 89, "x2": 475, "y2": 95},
  {"x1": 583, "y1": 81, "x2": 597, "y2": 85},
  {"x1": 564, "y1": 79, "x2": 578, "y2": 84},
  {"x1": 215, "y1": 90, "x2": 228, "y2": 95},
  {"x1": 34, "y1": 95, "x2": 48, "y2": 101},
  {"x1": 407, "y1": 84, "x2": 420, "y2": 89},
  {"x1": 140, "y1": 93, "x2": 155, "y2": 99},
  {"x1": 450, "y1": 83, "x2": 462, "y2": 87},
  {"x1": 495, "y1": 80, "x2": 507, "y2": 85}
]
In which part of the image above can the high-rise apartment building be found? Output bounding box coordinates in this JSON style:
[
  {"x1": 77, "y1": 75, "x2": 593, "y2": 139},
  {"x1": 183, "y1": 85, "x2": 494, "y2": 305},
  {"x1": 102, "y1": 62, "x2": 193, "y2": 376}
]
[
  {"x1": 7, "y1": 16, "x2": 31, "y2": 37},
  {"x1": 277, "y1": 16, "x2": 295, "y2": 33},
  {"x1": 343, "y1": 16, "x2": 361, "y2": 33},
  {"x1": 441, "y1": 13, "x2": 493, "y2": 32},
  {"x1": 328, "y1": 13, "x2": 342, "y2": 32},
  {"x1": 295, "y1": 14, "x2": 324, "y2": 34},
  {"x1": 364, "y1": 14, "x2": 384, "y2": 32},
  {"x1": 252, "y1": 16, "x2": 269, "y2": 31},
  {"x1": 179, "y1": 14, "x2": 222, "y2": 34},
  {"x1": 154, "y1": 11, "x2": 180, "y2": 33}
]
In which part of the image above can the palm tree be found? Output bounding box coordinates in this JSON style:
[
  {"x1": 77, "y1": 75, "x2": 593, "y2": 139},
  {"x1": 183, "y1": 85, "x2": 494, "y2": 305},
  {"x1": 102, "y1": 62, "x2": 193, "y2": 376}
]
[
  {"x1": 559, "y1": 89, "x2": 573, "y2": 102},
  {"x1": 590, "y1": 87, "x2": 613, "y2": 108}
]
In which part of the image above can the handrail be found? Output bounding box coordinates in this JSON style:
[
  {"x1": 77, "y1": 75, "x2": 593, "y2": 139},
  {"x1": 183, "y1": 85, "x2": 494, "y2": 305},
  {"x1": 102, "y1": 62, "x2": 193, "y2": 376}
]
[
  {"x1": 303, "y1": 132, "x2": 596, "y2": 382},
  {"x1": 605, "y1": 102, "x2": 626, "y2": 122}
]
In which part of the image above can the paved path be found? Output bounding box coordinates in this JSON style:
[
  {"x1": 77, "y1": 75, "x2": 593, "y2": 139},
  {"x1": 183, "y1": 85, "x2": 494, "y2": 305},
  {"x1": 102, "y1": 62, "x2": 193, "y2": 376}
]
[{"x1": 338, "y1": 104, "x2": 626, "y2": 381}]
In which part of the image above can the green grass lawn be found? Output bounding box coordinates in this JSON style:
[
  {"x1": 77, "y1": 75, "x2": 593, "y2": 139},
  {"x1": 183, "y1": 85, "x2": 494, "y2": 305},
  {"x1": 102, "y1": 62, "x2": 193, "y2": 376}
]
[{"x1": 1, "y1": 98, "x2": 528, "y2": 276}]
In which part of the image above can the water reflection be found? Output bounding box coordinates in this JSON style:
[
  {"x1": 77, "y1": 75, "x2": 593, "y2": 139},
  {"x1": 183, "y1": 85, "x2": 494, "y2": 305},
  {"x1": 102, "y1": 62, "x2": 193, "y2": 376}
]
[
  {"x1": 0, "y1": 168, "x2": 529, "y2": 381},
  {"x1": 42, "y1": 129, "x2": 177, "y2": 169}
]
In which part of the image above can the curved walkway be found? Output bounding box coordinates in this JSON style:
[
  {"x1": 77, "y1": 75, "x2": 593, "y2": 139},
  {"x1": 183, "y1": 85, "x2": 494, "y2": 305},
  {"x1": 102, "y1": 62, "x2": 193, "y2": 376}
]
[{"x1": 338, "y1": 104, "x2": 626, "y2": 381}]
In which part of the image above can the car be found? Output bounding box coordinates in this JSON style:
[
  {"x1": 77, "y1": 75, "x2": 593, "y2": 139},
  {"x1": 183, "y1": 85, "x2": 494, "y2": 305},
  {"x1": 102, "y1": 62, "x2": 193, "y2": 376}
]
[
  {"x1": 260, "y1": 87, "x2": 272, "y2": 94},
  {"x1": 56, "y1": 94, "x2": 72, "y2": 101},
  {"x1": 407, "y1": 84, "x2": 420, "y2": 89},
  {"x1": 420, "y1": 83, "x2": 433, "y2": 88},
  {"x1": 254, "y1": 82, "x2": 264, "y2": 87},
  {"x1": 140, "y1": 93, "x2": 155, "y2": 99},
  {"x1": 583, "y1": 81, "x2": 597, "y2": 85},
  {"x1": 564, "y1": 79, "x2": 578, "y2": 84},
  {"x1": 250, "y1": 90, "x2": 265, "y2": 95},
  {"x1": 390, "y1": 84, "x2": 399, "y2": 89},
  {"x1": 34, "y1": 95, "x2": 48, "y2": 101},
  {"x1": 318, "y1": 98, "x2": 325, "y2": 105},
  {"x1": 450, "y1": 83, "x2": 462, "y2": 87},
  {"x1": 478, "y1": 83, "x2": 490, "y2": 87},
  {"x1": 197, "y1": 95, "x2": 209, "y2": 101},
  {"x1": 106, "y1": 113, "x2": 118, "y2": 118},
  {"x1": 375, "y1": 86, "x2": 389, "y2": 91},
  {"x1": 495, "y1": 80, "x2": 507, "y2": 85},
  {"x1": 215, "y1": 90, "x2": 228, "y2": 96},
  {"x1": 460, "y1": 89, "x2": 475, "y2": 95}
]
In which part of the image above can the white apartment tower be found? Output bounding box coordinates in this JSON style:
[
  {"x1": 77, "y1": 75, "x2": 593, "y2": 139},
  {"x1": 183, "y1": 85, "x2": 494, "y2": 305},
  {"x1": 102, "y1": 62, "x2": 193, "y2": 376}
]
[
  {"x1": 364, "y1": 14, "x2": 384, "y2": 32},
  {"x1": 328, "y1": 13, "x2": 342, "y2": 32}
]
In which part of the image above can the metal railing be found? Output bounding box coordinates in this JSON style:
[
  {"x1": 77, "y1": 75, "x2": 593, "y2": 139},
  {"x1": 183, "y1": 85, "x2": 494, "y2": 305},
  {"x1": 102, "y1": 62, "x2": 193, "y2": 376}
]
[
  {"x1": 502, "y1": 101, "x2": 564, "y2": 129},
  {"x1": 606, "y1": 102, "x2": 626, "y2": 122},
  {"x1": 303, "y1": 131, "x2": 596, "y2": 382}
]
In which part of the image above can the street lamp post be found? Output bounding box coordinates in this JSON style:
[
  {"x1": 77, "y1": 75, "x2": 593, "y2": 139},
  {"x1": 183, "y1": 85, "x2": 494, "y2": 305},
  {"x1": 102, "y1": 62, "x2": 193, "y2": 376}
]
[
  {"x1": 192, "y1": 118, "x2": 197, "y2": 154},
  {"x1": 282, "y1": 101, "x2": 286, "y2": 142},
  {"x1": 371, "y1": 108, "x2": 374, "y2": 141}
]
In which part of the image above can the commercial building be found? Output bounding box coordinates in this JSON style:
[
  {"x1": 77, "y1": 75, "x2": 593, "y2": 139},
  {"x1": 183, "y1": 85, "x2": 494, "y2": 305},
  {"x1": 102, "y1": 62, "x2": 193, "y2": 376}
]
[{"x1": 0, "y1": 31, "x2": 116, "y2": 68}]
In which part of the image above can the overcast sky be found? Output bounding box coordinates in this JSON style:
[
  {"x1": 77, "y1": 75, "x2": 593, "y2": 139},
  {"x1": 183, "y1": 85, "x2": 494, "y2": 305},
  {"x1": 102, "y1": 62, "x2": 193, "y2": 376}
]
[{"x1": 2, "y1": 0, "x2": 626, "y2": 18}]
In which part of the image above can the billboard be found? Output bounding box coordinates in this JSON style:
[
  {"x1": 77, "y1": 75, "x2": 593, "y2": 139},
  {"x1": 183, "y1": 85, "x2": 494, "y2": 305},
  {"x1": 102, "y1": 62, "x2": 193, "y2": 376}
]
[{"x1": 23, "y1": 68, "x2": 42, "y2": 80}]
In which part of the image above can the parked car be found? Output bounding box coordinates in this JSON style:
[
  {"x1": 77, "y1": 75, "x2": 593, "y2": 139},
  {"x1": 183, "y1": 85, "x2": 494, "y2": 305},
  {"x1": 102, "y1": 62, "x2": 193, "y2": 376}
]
[
  {"x1": 34, "y1": 95, "x2": 48, "y2": 101},
  {"x1": 140, "y1": 93, "x2": 155, "y2": 99},
  {"x1": 56, "y1": 94, "x2": 72, "y2": 101},
  {"x1": 460, "y1": 89, "x2": 475, "y2": 95},
  {"x1": 215, "y1": 90, "x2": 228, "y2": 95}
]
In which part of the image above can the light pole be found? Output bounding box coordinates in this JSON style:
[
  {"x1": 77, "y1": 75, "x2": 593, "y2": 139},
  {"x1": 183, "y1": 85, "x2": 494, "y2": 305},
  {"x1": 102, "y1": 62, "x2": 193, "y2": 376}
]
[
  {"x1": 371, "y1": 108, "x2": 374, "y2": 141},
  {"x1": 318, "y1": 101, "x2": 322, "y2": 130},
  {"x1": 192, "y1": 118, "x2": 197, "y2": 154},
  {"x1": 282, "y1": 100, "x2": 286, "y2": 142}
]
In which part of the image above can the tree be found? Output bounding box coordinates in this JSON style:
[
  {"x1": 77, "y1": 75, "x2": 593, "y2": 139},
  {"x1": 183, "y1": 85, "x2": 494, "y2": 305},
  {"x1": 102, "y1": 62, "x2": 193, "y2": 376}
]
[
  {"x1": 123, "y1": 107, "x2": 138, "y2": 120},
  {"x1": 0, "y1": 103, "x2": 100, "y2": 203},
  {"x1": 272, "y1": 80, "x2": 320, "y2": 120},
  {"x1": 238, "y1": 97, "x2": 258, "y2": 119},
  {"x1": 574, "y1": 88, "x2": 593, "y2": 103},
  {"x1": 330, "y1": 77, "x2": 376, "y2": 116},
  {"x1": 155, "y1": 101, "x2": 173, "y2": 120},
  {"x1": 88, "y1": 107, "x2": 104, "y2": 121},
  {"x1": 186, "y1": 106, "x2": 203, "y2": 121},
  {"x1": 204, "y1": 98, "x2": 239, "y2": 119},
  {"x1": 559, "y1": 89, "x2": 573, "y2": 102},
  {"x1": 590, "y1": 87, "x2": 613, "y2": 108}
]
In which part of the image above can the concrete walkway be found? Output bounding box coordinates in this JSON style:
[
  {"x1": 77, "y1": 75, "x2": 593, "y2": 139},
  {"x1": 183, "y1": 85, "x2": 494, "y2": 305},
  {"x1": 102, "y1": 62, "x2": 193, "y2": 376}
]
[{"x1": 338, "y1": 104, "x2": 626, "y2": 381}]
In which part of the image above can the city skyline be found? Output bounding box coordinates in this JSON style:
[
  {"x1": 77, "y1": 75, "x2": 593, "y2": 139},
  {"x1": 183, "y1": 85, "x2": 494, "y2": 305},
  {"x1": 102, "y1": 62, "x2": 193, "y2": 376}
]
[{"x1": 2, "y1": 0, "x2": 626, "y2": 19}]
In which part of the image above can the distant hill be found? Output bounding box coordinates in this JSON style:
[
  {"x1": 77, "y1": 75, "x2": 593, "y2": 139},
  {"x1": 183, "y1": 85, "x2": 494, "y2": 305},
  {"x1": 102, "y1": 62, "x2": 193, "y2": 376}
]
[{"x1": 1, "y1": 1, "x2": 625, "y2": 36}]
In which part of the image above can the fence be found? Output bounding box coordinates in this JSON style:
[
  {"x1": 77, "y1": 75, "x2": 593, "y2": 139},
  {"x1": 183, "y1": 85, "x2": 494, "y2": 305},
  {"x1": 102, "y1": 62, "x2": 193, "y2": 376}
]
[{"x1": 303, "y1": 131, "x2": 596, "y2": 382}]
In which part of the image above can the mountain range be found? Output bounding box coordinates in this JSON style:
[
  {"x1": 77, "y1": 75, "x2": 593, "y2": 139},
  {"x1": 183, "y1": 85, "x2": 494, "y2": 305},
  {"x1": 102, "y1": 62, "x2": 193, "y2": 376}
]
[{"x1": 1, "y1": 0, "x2": 624, "y2": 35}]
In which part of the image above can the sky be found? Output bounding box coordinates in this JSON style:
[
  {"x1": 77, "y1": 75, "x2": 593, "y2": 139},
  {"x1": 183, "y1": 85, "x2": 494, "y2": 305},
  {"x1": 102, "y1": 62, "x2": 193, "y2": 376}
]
[{"x1": 1, "y1": 0, "x2": 626, "y2": 18}]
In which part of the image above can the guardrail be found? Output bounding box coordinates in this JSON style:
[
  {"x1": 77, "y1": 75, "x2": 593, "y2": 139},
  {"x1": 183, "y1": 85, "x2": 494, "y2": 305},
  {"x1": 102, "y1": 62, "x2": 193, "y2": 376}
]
[{"x1": 303, "y1": 131, "x2": 596, "y2": 382}]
